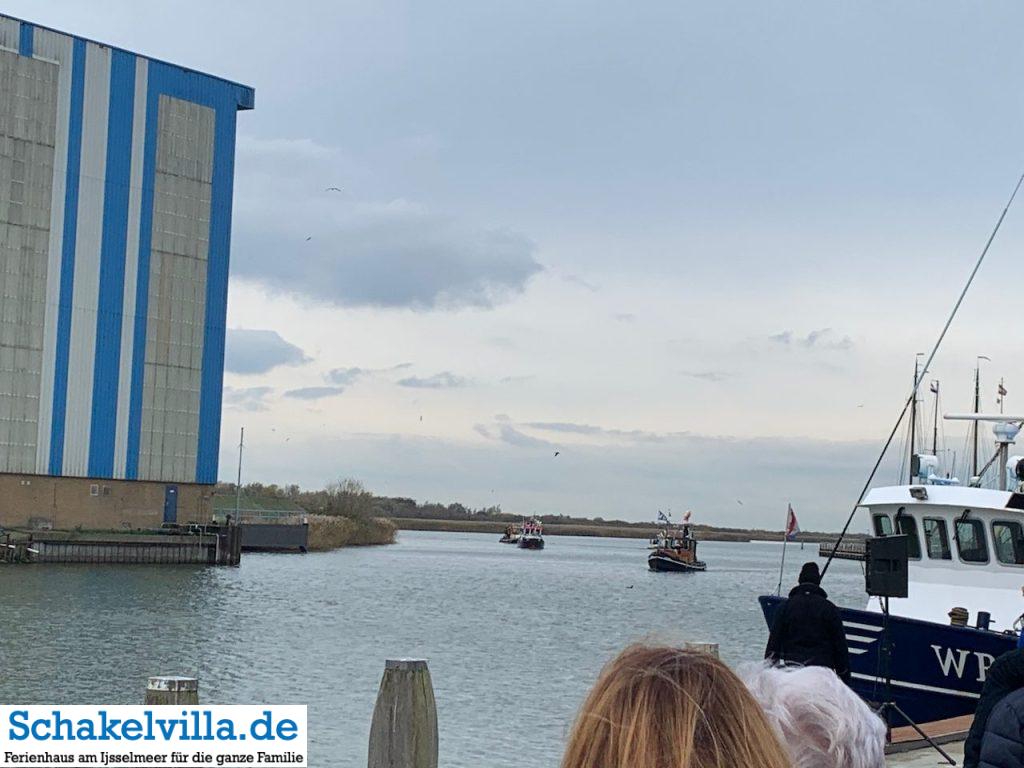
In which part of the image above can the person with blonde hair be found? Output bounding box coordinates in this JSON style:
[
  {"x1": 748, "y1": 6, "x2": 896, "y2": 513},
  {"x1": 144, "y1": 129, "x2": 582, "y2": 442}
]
[
  {"x1": 561, "y1": 643, "x2": 792, "y2": 768},
  {"x1": 738, "y1": 662, "x2": 886, "y2": 768}
]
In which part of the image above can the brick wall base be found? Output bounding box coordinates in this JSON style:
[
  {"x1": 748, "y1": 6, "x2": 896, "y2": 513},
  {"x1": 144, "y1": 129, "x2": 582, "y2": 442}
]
[{"x1": 0, "y1": 474, "x2": 213, "y2": 531}]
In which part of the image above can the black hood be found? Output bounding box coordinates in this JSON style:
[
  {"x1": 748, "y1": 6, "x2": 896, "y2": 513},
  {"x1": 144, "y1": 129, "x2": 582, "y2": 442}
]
[{"x1": 789, "y1": 583, "x2": 828, "y2": 600}]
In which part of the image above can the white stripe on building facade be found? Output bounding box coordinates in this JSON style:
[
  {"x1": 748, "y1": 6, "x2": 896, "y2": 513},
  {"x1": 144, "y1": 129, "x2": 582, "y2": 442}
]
[
  {"x1": 0, "y1": 17, "x2": 18, "y2": 53},
  {"x1": 112, "y1": 56, "x2": 148, "y2": 479},
  {"x1": 33, "y1": 28, "x2": 73, "y2": 473},
  {"x1": 61, "y1": 42, "x2": 110, "y2": 476}
]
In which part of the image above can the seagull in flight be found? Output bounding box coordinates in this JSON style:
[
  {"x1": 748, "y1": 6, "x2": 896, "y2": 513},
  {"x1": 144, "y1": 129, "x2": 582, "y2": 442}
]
[
  {"x1": 554, "y1": 451, "x2": 560, "y2": 457},
  {"x1": 305, "y1": 236, "x2": 312, "y2": 241},
  {"x1": 325, "y1": 186, "x2": 343, "y2": 192}
]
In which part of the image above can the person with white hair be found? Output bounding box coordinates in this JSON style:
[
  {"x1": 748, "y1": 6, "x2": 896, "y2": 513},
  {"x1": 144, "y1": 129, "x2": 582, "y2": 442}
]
[{"x1": 739, "y1": 662, "x2": 887, "y2": 768}]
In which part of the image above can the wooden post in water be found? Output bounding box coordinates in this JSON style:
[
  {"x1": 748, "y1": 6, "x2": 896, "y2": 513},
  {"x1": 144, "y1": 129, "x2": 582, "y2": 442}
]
[
  {"x1": 145, "y1": 676, "x2": 199, "y2": 705},
  {"x1": 368, "y1": 659, "x2": 438, "y2": 768},
  {"x1": 684, "y1": 642, "x2": 720, "y2": 658}
]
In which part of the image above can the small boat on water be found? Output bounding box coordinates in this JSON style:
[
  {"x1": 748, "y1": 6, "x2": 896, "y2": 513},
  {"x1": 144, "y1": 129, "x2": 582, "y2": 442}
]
[
  {"x1": 518, "y1": 519, "x2": 545, "y2": 550},
  {"x1": 499, "y1": 523, "x2": 521, "y2": 544},
  {"x1": 648, "y1": 516, "x2": 705, "y2": 572}
]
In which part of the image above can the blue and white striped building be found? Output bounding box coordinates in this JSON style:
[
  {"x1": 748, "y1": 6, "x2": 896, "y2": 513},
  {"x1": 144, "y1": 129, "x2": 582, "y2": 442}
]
[{"x1": 0, "y1": 15, "x2": 254, "y2": 486}]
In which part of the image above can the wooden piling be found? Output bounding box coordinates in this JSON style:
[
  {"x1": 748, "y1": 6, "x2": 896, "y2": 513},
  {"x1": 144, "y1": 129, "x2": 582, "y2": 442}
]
[
  {"x1": 684, "y1": 642, "x2": 720, "y2": 658},
  {"x1": 145, "y1": 676, "x2": 199, "y2": 705},
  {"x1": 368, "y1": 659, "x2": 438, "y2": 768}
]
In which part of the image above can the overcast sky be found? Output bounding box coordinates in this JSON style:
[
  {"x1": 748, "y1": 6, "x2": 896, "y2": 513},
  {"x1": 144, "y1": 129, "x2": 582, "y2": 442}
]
[{"x1": 16, "y1": 1, "x2": 1024, "y2": 529}]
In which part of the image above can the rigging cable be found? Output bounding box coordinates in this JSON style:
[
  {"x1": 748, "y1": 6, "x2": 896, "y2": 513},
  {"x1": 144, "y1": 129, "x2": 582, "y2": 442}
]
[{"x1": 821, "y1": 170, "x2": 1024, "y2": 579}]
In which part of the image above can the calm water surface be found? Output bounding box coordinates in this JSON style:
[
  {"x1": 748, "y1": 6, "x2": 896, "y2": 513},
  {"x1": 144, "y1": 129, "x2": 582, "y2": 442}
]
[{"x1": 0, "y1": 531, "x2": 865, "y2": 767}]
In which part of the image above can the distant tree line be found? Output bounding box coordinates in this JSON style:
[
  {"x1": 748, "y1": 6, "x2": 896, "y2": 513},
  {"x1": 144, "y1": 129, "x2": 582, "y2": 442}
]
[{"x1": 215, "y1": 478, "x2": 651, "y2": 527}]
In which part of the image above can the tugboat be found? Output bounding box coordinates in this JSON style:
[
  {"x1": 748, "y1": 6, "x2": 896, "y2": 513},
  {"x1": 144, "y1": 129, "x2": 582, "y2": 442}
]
[
  {"x1": 499, "y1": 523, "x2": 521, "y2": 544},
  {"x1": 759, "y1": 359, "x2": 1024, "y2": 723},
  {"x1": 518, "y1": 518, "x2": 545, "y2": 550},
  {"x1": 648, "y1": 513, "x2": 706, "y2": 572}
]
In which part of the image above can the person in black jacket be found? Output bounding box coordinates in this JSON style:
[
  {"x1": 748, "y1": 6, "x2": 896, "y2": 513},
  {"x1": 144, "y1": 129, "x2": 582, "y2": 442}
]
[
  {"x1": 977, "y1": 686, "x2": 1024, "y2": 768},
  {"x1": 765, "y1": 561, "x2": 851, "y2": 683},
  {"x1": 964, "y1": 648, "x2": 1024, "y2": 768}
]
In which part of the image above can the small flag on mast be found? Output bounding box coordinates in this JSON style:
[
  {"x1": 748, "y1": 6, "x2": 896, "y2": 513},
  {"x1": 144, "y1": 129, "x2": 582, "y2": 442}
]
[
  {"x1": 683, "y1": 510, "x2": 692, "y2": 523},
  {"x1": 785, "y1": 504, "x2": 800, "y2": 541},
  {"x1": 930, "y1": 381, "x2": 939, "y2": 394},
  {"x1": 999, "y1": 383, "x2": 1008, "y2": 397},
  {"x1": 657, "y1": 510, "x2": 670, "y2": 524}
]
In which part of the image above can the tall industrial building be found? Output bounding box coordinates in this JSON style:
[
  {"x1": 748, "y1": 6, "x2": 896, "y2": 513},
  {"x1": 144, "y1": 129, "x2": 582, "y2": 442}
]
[{"x1": 0, "y1": 14, "x2": 254, "y2": 529}]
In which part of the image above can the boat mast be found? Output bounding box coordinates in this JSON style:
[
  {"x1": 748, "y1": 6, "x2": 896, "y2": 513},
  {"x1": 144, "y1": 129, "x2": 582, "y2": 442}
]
[
  {"x1": 909, "y1": 356, "x2": 919, "y2": 477},
  {"x1": 931, "y1": 380, "x2": 939, "y2": 455},
  {"x1": 972, "y1": 362, "x2": 981, "y2": 477}
]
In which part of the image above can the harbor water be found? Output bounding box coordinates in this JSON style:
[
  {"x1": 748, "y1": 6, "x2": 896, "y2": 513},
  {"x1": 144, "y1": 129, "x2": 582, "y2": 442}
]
[{"x1": 0, "y1": 530, "x2": 866, "y2": 768}]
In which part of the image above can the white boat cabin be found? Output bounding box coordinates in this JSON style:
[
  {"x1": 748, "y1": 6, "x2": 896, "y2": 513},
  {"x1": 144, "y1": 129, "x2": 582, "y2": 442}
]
[{"x1": 861, "y1": 483, "x2": 1024, "y2": 632}]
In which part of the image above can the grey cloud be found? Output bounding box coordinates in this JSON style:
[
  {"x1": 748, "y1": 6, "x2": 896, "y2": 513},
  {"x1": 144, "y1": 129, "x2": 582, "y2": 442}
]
[
  {"x1": 803, "y1": 328, "x2": 854, "y2": 351},
  {"x1": 473, "y1": 424, "x2": 493, "y2": 439},
  {"x1": 285, "y1": 386, "x2": 347, "y2": 400},
  {"x1": 523, "y1": 421, "x2": 685, "y2": 443},
  {"x1": 487, "y1": 336, "x2": 517, "y2": 350},
  {"x1": 224, "y1": 329, "x2": 309, "y2": 375},
  {"x1": 498, "y1": 424, "x2": 552, "y2": 448},
  {"x1": 769, "y1": 328, "x2": 853, "y2": 351},
  {"x1": 562, "y1": 273, "x2": 599, "y2": 292},
  {"x1": 223, "y1": 386, "x2": 274, "y2": 412},
  {"x1": 325, "y1": 367, "x2": 368, "y2": 386},
  {"x1": 681, "y1": 370, "x2": 731, "y2": 382},
  {"x1": 233, "y1": 139, "x2": 542, "y2": 310},
  {"x1": 397, "y1": 371, "x2": 468, "y2": 389},
  {"x1": 499, "y1": 375, "x2": 533, "y2": 384}
]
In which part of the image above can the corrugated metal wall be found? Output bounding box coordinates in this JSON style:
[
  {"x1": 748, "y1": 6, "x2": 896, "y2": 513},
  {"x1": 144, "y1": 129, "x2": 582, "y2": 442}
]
[{"x1": 0, "y1": 14, "x2": 254, "y2": 484}]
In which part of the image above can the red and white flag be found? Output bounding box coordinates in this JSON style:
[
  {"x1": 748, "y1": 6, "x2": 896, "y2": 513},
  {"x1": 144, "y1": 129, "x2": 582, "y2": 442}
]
[{"x1": 785, "y1": 504, "x2": 800, "y2": 541}]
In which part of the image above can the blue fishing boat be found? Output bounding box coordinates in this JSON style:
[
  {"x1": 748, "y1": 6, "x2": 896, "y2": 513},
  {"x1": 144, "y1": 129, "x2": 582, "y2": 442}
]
[{"x1": 761, "y1": 455, "x2": 1024, "y2": 723}]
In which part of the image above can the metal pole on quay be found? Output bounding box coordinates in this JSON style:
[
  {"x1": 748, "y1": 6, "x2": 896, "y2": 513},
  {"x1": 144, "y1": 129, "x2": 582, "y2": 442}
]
[
  {"x1": 145, "y1": 676, "x2": 200, "y2": 705},
  {"x1": 368, "y1": 659, "x2": 438, "y2": 768}
]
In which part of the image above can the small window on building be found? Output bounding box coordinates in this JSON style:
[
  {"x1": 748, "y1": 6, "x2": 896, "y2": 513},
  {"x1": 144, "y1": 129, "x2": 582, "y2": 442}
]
[
  {"x1": 89, "y1": 484, "x2": 99, "y2": 497},
  {"x1": 923, "y1": 518, "x2": 952, "y2": 560},
  {"x1": 895, "y1": 510, "x2": 922, "y2": 559},
  {"x1": 873, "y1": 514, "x2": 893, "y2": 537},
  {"x1": 993, "y1": 521, "x2": 1024, "y2": 565},
  {"x1": 955, "y1": 516, "x2": 988, "y2": 563}
]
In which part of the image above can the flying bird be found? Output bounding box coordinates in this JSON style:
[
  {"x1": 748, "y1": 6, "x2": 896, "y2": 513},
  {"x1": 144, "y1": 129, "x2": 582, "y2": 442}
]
[
  {"x1": 325, "y1": 186, "x2": 343, "y2": 192},
  {"x1": 305, "y1": 236, "x2": 312, "y2": 241},
  {"x1": 736, "y1": 499, "x2": 744, "y2": 506},
  {"x1": 554, "y1": 451, "x2": 560, "y2": 457}
]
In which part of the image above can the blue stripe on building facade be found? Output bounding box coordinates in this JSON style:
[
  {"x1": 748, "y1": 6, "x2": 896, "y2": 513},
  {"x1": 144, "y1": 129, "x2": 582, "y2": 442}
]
[
  {"x1": 48, "y1": 37, "x2": 87, "y2": 476},
  {"x1": 18, "y1": 22, "x2": 32, "y2": 57},
  {"x1": 197, "y1": 91, "x2": 239, "y2": 483},
  {"x1": 87, "y1": 49, "x2": 135, "y2": 477}
]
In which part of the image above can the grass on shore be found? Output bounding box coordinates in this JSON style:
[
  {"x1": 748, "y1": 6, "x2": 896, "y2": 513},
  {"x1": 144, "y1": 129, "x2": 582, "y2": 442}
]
[{"x1": 307, "y1": 515, "x2": 397, "y2": 550}]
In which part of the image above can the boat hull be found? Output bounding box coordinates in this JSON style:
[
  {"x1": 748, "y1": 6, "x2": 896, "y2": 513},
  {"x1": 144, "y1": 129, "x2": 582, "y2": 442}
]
[
  {"x1": 518, "y1": 537, "x2": 544, "y2": 550},
  {"x1": 759, "y1": 595, "x2": 1014, "y2": 723},
  {"x1": 648, "y1": 553, "x2": 706, "y2": 572}
]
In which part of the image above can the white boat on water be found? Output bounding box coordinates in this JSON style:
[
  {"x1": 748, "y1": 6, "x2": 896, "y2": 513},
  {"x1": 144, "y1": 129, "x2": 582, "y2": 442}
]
[{"x1": 761, "y1": 374, "x2": 1024, "y2": 723}]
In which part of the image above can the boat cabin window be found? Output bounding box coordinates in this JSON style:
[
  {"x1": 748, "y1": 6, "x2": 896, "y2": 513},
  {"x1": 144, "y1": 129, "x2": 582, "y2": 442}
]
[
  {"x1": 954, "y1": 517, "x2": 988, "y2": 564},
  {"x1": 922, "y1": 518, "x2": 952, "y2": 560},
  {"x1": 993, "y1": 521, "x2": 1024, "y2": 565},
  {"x1": 873, "y1": 514, "x2": 894, "y2": 537},
  {"x1": 895, "y1": 510, "x2": 921, "y2": 559}
]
